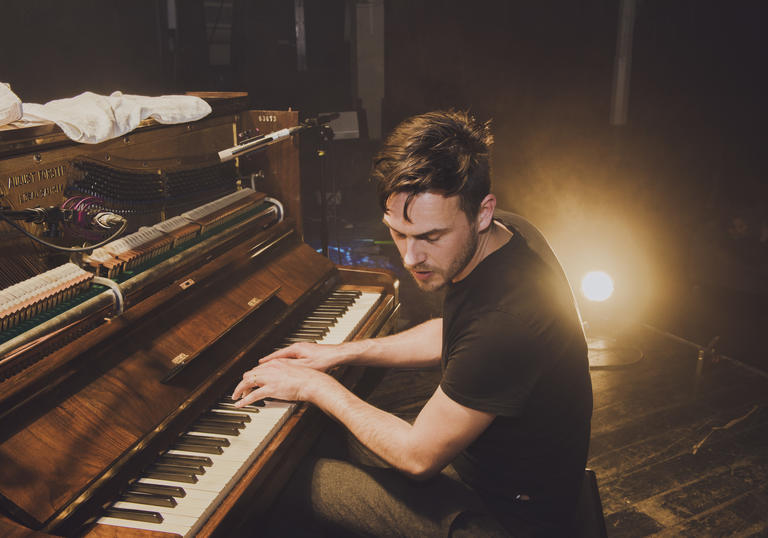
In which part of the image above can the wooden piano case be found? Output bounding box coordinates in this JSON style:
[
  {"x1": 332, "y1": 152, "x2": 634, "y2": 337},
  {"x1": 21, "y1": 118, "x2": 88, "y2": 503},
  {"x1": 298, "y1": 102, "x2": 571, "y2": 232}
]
[{"x1": 0, "y1": 94, "x2": 399, "y2": 537}]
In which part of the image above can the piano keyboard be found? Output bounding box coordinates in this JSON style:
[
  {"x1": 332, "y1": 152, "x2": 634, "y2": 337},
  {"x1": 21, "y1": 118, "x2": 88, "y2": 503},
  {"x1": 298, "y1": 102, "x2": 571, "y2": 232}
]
[{"x1": 96, "y1": 289, "x2": 382, "y2": 536}]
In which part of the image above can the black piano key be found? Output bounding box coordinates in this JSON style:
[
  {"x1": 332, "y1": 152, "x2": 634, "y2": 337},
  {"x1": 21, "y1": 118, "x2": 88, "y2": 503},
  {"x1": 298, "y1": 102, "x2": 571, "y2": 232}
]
[
  {"x1": 295, "y1": 323, "x2": 329, "y2": 329},
  {"x1": 179, "y1": 434, "x2": 231, "y2": 446},
  {"x1": 305, "y1": 315, "x2": 337, "y2": 322},
  {"x1": 299, "y1": 320, "x2": 333, "y2": 328},
  {"x1": 294, "y1": 333, "x2": 327, "y2": 340},
  {"x1": 130, "y1": 482, "x2": 186, "y2": 498},
  {"x1": 105, "y1": 507, "x2": 164, "y2": 524},
  {"x1": 197, "y1": 416, "x2": 246, "y2": 428},
  {"x1": 159, "y1": 454, "x2": 213, "y2": 467},
  {"x1": 315, "y1": 301, "x2": 348, "y2": 308},
  {"x1": 189, "y1": 422, "x2": 241, "y2": 436},
  {"x1": 293, "y1": 329, "x2": 327, "y2": 337},
  {"x1": 321, "y1": 299, "x2": 351, "y2": 304},
  {"x1": 143, "y1": 468, "x2": 199, "y2": 483},
  {"x1": 323, "y1": 296, "x2": 356, "y2": 302},
  {"x1": 149, "y1": 462, "x2": 206, "y2": 475},
  {"x1": 331, "y1": 290, "x2": 361, "y2": 297},
  {"x1": 173, "y1": 441, "x2": 224, "y2": 455},
  {"x1": 204, "y1": 411, "x2": 251, "y2": 423},
  {"x1": 313, "y1": 307, "x2": 347, "y2": 315},
  {"x1": 217, "y1": 402, "x2": 261, "y2": 413},
  {"x1": 289, "y1": 334, "x2": 323, "y2": 341},
  {"x1": 285, "y1": 337, "x2": 316, "y2": 344},
  {"x1": 121, "y1": 491, "x2": 177, "y2": 508},
  {"x1": 296, "y1": 323, "x2": 330, "y2": 331},
  {"x1": 220, "y1": 396, "x2": 265, "y2": 407}
]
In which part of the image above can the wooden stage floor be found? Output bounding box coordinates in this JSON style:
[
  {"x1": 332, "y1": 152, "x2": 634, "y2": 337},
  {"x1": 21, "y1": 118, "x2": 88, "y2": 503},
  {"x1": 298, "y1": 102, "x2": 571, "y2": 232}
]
[{"x1": 588, "y1": 325, "x2": 768, "y2": 537}]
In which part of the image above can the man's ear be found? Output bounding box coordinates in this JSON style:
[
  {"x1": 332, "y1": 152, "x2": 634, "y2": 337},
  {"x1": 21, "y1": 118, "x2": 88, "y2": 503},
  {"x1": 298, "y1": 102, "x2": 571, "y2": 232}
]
[{"x1": 476, "y1": 194, "x2": 496, "y2": 232}]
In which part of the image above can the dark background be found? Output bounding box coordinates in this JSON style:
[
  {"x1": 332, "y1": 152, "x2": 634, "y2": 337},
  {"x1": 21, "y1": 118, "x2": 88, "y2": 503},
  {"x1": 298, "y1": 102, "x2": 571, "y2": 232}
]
[{"x1": 2, "y1": 0, "x2": 766, "y2": 368}]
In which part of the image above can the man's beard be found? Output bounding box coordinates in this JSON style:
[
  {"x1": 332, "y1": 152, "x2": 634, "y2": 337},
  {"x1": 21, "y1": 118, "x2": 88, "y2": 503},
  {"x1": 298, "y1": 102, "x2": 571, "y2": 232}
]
[{"x1": 406, "y1": 228, "x2": 479, "y2": 292}]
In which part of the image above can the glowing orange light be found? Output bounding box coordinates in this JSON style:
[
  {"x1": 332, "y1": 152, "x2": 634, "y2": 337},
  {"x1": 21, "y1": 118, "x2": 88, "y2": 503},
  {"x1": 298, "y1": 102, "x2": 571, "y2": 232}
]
[{"x1": 581, "y1": 271, "x2": 614, "y2": 302}]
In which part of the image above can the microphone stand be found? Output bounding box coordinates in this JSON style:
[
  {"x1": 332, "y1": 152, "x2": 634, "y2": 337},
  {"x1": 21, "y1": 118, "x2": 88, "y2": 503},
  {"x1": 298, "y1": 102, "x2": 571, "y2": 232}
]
[
  {"x1": 316, "y1": 122, "x2": 335, "y2": 258},
  {"x1": 217, "y1": 114, "x2": 339, "y2": 259},
  {"x1": 0, "y1": 205, "x2": 126, "y2": 253},
  {"x1": 0, "y1": 206, "x2": 71, "y2": 237}
]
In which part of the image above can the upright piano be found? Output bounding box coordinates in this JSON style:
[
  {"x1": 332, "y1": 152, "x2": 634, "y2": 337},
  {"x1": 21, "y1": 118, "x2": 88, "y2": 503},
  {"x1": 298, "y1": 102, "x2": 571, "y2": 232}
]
[{"x1": 0, "y1": 94, "x2": 399, "y2": 537}]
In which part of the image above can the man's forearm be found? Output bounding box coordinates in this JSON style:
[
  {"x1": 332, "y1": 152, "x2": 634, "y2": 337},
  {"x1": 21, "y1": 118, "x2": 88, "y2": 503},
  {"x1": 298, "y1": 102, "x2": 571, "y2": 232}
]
[
  {"x1": 305, "y1": 376, "x2": 431, "y2": 478},
  {"x1": 343, "y1": 317, "x2": 442, "y2": 368}
]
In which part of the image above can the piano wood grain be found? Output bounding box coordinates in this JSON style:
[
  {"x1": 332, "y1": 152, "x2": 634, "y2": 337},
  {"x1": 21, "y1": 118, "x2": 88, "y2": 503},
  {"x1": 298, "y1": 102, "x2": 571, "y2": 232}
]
[
  {"x1": 0, "y1": 240, "x2": 338, "y2": 528},
  {"x1": 0, "y1": 102, "x2": 398, "y2": 536}
]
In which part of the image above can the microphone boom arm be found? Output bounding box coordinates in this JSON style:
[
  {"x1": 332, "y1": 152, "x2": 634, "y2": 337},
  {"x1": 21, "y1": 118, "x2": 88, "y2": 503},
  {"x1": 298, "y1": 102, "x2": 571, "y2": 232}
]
[{"x1": 218, "y1": 113, "x2": 339, "y2": 162}]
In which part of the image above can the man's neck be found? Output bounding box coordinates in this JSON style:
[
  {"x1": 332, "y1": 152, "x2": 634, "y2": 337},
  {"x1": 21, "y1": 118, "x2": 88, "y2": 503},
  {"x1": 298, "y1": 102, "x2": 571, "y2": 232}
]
[{"x1": 452, "y1": 221, "x2": 513, "y2": 283}]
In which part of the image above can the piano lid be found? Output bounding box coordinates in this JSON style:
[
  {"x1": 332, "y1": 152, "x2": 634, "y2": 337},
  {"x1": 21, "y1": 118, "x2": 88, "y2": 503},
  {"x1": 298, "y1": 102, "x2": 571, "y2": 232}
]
[{"x1": 0, "y1": 92, "x2": 249, "y2": 159}]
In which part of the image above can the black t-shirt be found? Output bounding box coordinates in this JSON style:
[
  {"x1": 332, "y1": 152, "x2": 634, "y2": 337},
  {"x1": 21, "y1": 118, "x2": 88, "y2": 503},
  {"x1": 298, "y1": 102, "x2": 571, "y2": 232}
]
[{"x1": 441, "y1": 214, "x2": 592, "y2": 514}]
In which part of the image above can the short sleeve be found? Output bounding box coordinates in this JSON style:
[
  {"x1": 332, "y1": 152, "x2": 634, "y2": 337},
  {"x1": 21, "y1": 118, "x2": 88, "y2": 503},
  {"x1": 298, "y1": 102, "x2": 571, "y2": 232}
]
[{"x1": 440, "y1": 310, "x2": 551, "y2": 417}]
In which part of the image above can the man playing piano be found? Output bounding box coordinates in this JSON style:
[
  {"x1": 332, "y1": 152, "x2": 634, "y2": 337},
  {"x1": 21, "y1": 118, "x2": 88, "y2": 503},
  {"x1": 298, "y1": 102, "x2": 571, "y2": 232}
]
[{"x1": 233, "y1": 110, "x2": 593, "y2": 536}]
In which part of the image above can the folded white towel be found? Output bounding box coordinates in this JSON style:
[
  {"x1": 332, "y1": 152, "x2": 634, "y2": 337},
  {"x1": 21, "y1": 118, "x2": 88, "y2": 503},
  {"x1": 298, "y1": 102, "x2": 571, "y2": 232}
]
[
  {"x1": 17, "y1": 91, "x2": 212, "y2": 144},
  {"x1": 0, "y1": 83, "x2": 23, "y2": 127}
]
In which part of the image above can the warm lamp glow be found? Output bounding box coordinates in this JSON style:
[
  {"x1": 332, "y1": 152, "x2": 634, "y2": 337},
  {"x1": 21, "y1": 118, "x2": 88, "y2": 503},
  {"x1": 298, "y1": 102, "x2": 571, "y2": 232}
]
[{"x1": 581, "y1": 271, "x2": 614, "y2": 302}]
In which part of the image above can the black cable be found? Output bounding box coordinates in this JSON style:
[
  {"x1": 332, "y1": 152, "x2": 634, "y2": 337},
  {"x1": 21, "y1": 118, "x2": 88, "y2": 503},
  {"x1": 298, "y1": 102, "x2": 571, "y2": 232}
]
[{"x1": 0, "y1": 212, "x2": 127, "y2": 253}]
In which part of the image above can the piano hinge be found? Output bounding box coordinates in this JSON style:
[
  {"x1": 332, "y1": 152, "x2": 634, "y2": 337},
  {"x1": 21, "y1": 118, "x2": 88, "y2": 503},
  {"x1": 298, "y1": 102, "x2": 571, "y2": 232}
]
[{"x1": 172, "y1": 353, "x2": 190, "y2": 365}]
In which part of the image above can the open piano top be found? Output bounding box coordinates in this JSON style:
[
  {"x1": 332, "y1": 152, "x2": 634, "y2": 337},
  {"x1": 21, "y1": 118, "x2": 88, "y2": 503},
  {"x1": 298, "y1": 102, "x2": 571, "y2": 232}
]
[{"x1": 0, "y1": 95, "x2": 399, "y2": 537}]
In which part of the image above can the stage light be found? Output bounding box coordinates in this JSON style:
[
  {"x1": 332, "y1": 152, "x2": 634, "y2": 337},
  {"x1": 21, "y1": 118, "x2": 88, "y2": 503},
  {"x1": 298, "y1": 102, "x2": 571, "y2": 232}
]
[{"x1": 581, "y1": 271, "x2": 614, "y2": 302}]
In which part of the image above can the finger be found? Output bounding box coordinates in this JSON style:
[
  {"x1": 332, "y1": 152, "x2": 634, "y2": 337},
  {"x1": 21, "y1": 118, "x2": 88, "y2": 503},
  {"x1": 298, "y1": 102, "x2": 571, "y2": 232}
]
[
  {"x1": 232, "y1": 372, "x2": 258, "y2": 399},
  {"x1": 258, "y1": 346, "x2": 296, "y2": 364},
  {"x1": 235, "y1": 386, "x2": 270, "y2": 408}
]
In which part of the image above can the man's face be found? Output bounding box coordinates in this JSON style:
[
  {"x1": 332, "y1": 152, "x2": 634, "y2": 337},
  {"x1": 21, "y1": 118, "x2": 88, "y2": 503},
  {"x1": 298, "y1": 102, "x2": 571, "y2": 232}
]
[{"x1": 383, "y1": 192, "x2": 479, "y2": 292}]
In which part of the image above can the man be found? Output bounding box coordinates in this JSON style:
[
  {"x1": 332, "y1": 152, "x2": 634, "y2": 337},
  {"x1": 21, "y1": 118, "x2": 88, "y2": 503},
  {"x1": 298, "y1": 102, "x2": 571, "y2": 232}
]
[{"x1": 233, "y1": 110, "x2": 593, "y2": 536}]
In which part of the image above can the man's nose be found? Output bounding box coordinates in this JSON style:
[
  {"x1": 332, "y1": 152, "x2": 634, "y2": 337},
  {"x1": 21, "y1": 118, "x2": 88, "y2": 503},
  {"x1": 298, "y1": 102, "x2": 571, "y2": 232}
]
[{"x1": 402, "y1": 238, "x2": 426, "y2": 267}]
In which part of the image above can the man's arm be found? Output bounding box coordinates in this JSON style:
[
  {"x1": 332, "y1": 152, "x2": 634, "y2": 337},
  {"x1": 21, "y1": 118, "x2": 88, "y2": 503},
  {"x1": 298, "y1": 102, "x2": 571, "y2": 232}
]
[
  {"x1": 259, "y1": 317, "x2": 443, "y2": 371},
  {"x1": 232, "y1": 359, "x2": 493, "y2": 480}
]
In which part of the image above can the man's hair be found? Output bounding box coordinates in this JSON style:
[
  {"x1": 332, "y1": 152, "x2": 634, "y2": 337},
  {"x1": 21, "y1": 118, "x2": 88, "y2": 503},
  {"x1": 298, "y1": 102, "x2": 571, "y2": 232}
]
[{"x1": 371, "y1": 110, "x2": 493, "y2": 222}]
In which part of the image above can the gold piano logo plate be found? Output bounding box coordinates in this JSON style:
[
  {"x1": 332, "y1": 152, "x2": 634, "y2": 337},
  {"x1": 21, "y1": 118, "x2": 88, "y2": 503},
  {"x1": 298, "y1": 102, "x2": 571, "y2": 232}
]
[
  {"x1": 172, "y1": 352, "x2": 190, "y2": 365},
  {"x1": 6, "y1": 163, "x2": 67, "y2": 205},
  {"x1": 248, "y1": 297, "x2": 259, "y2": 307}
]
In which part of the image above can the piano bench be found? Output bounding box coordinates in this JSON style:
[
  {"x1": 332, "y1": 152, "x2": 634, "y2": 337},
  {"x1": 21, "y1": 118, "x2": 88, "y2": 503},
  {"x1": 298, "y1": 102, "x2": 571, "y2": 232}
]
[{"x1": 575, "y1": 469, "x2": 608, "y2": 538}]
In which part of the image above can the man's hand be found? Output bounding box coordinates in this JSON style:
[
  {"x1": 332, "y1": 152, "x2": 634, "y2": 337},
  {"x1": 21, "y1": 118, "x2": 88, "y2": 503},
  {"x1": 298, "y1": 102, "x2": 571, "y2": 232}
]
[
  {"x1": 258, "y1": 341, "x2": 349, "y2": 371},
  {"x1": 231, "y1": 359, "x2": 335, "y2": 407}
]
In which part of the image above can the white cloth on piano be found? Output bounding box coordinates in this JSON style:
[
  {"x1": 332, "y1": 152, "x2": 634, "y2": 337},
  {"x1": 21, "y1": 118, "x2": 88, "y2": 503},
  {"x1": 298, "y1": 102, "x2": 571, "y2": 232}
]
[
  {"x1": 13, "y1": 91, "x2": 212, "y2": 144},
  {"x1": 0, "y1": 83, "x2": 22, "y2": 127}
]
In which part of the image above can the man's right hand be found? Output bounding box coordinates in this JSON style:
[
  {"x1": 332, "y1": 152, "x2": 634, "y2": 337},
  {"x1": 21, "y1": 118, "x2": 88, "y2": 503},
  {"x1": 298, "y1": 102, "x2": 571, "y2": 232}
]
[{"x1": 258, "y1": 341, "x2": 350, "y2": 372}]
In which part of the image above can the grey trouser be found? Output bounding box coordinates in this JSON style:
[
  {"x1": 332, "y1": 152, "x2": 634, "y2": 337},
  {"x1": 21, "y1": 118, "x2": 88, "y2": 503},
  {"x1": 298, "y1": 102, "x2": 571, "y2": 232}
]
[{"x1": 257, "y1": 425, "x2": 521, "y2": 537}]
